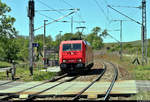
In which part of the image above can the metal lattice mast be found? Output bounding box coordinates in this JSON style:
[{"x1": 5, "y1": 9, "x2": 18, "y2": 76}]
[{"x1": 141, "y1": 0, "x2": 147, "y2": 64}]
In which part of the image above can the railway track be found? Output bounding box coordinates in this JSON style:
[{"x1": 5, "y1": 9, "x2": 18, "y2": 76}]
[
  {"x1": 25, "y1": 75, "x2": 79, "y2": 101},
  {"x1": 0, "y1": 73, "x2": 69, "y2": 101},
  {"x1": 71, "y1": 61, "x2": 118, "y2": 101},
  {"x1": 103, "y1": 61, "x2": 118, "y2": 100},
  {"x1": 0, "y1": 61, "x2": 118, "y2": 101},
  {"x1": 72, "y1": 63, "x2": 107, "y2": 100}
]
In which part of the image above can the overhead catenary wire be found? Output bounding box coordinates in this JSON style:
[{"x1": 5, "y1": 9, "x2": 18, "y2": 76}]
[
  {"x1": 100, "y1": 0, "x2": 113, "y2": 32},
  {"x1": 104, "y1": 0, "x2": 110, "y2": 22},
  {"x1": 110, "y1": 5, "x2": 142, "y2": 9},
  {"x1": 37, "y1": 10, "x2": 80, "y2": 22},
  {"x1": 61, "y1": 0, "x2": 84, "y2": 21},
  {"x1": 34, "y1": 10, "x2": 78, "y2": 31},
  {"x1": 94, "y1": 0, "x2": 109, "y2": 22},
  {"x1": 103, "y1": 0, "x2": 108, "y2": 6},
  {"x1": 37, "y1": 12, "x2": 55, "y2": 21},
  {"x1": 35, "y1": 8, "x2": 77, "y2": 12},
  {"x1": 107, "y1": 1, "x2": 142, "y2": 40},
  {"x1": 93, "y1": 0, "x2": 110, "y2": 30},
  {"x1": 106, "y1": 33, "x2": 120, "y2": 43},
  {"x1": 61, "y1": 0, "x2": 86, "y2": 28},
  {"x1": 108, "y1": 5, "x2": 142, "y2": 25},
  {"x1": 36, "y1": 0, "x2": 71, "y2": 19},
  {"x1": 62, "y1": 0, "x2": 73, "y2": 8},
  {"x1": 37, "y1": 0, "x2": 85, "y2": 32}
]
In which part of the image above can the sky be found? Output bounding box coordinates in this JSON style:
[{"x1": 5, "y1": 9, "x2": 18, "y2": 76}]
[{"x1": 2, "y1": 0, "x2": 150, "y2": 43}]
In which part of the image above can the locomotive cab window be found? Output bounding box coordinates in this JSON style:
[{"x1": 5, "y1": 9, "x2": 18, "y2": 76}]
[{"x1": 63, "y1": 43, "x2": 81, "y2": 51}]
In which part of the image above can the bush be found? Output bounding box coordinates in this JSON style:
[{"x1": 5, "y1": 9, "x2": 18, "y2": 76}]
[{"x1": 33, "y1": 72, "x2": 57, "y2": 81}]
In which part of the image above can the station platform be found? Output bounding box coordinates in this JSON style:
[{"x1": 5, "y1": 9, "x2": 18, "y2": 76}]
[
  {"x1": 0, "y1": 80, "x2": 137, "y2": 98},
  {"x1": 40, "y1": 66, "x2": 60, "y2": 72}
]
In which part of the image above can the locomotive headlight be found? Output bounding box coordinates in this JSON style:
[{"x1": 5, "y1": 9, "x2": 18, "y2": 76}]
[
  {"x1": 77, "y1": 59, "x2": 82, "y2": 62},
  {"x1": 63, "y1": 60, "x2": 67, "y2": 63}
]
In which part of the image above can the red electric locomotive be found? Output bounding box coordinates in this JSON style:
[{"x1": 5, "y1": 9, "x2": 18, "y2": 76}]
[{"x1": 59, "y1": 40, "x2": 94, "y2": 73}]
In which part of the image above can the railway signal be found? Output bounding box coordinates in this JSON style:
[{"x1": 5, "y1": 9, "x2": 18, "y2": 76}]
[{"x1": 28, "y1": 0, "x2": 35, "y2": 75}]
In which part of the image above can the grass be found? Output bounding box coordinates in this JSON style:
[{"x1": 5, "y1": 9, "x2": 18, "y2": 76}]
[
  {"x1": 0, "y1": 61, "x2": 11, "y2": 68},
  {"x1": 132, "y1": 64, "x2": 150, "y2": 80},
  {"x1": 96, "y1": 50, "x2": 150, "y2": 80},
  {"x1": 128, "y1": 91, "x2": 150, "y2": 100},
  {"x1": 94, "y1": 50, "x2": 150, "y2": 100},
  {"x1": 33, "y1": 72, "x2": 56, "y2": 81},
  {"x1": 0, "y1": 64, "x2": 57, "y2": 81}
]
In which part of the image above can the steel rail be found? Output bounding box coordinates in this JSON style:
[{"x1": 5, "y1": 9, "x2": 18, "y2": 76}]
[
  {"x1": 0, "y1": 80, "x2": 18, "y2": 86},
  {"x1": 72, "y1": 63, "x2": 107, "y2": 100},
  {"x1": 103, "y1": 61, "x2": 118, "y2": 100},
  {"x1": 0, "y1": 73, "x2": 68, "y2": 101},
  {"x1": 25, "y1": 75, "x2": 79, "y2": 101}
]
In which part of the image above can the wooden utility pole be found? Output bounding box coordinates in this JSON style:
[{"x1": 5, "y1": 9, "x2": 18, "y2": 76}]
[{"x1": 28, "y1": 0, "x2": 34, "y2": 75}]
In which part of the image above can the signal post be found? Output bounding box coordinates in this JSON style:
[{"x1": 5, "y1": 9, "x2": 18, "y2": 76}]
[{"x1": 28, "y1": 0, "x2": 35, "y2": 75}]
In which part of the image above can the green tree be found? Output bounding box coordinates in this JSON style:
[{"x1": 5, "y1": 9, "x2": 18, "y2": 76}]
[
  {"x1": 61, "y1": 33, "x2": 74, "y2": 41},
  {"x1": 34, "y1": 34, "x2": 44, "y2": 51},
  {"x1": 16, "y1": 36, "x2": 29, "y2": 61},
  {"x1": 147, "y1": 40, "x2": 150, "y2": 57},
  {"x1": 0, "y1": 1, "x2": 18, "y2": 62},
  {"x1": 0, "y1": 38, "x2": 19, "y2": 62},
  {"x1": 74, "y1": 31, "x2": 85, "y2": 40},
  {"x1": 92, "y1": 26, "x2": 101, "y2": 34},
  {"x1": 85, "y1": 27, "x2": 103, "y2": 49},
  {"x1": 0, "y1": 1, "x2": 17, "y2": 38},
  {"x1": 101, "y1": 29, "x2": 108, "y2": 38},
  {"x1": 54, "y1": 34, "x2": 62, "y2": 51},
  {"x1": 34, "y1": 34, "x2": 53, "y2": 60}
]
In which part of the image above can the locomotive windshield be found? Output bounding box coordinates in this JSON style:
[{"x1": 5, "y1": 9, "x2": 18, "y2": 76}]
[{"x1": 63, "y1": 43, "x2": 81, "y2": 51}]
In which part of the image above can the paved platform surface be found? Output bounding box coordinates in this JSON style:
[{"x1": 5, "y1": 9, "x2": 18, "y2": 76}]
[
  {"x1": 40, "y1": 66, "x2": 60, "y2": 72},
  {"x1": 0, "y1": 80, "x2": 24, "y2": 90},
  {"x1": 136, "y1": 80, "x2": 150, "y2": 91},
  {"x1": 0, "y1": 80, "x2": 137, "y2": 97}
]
